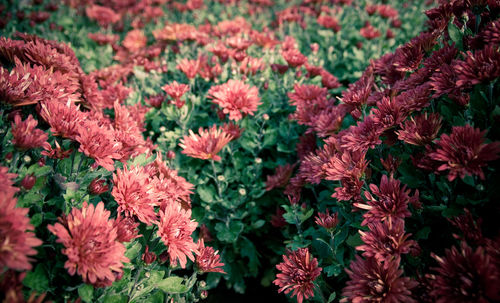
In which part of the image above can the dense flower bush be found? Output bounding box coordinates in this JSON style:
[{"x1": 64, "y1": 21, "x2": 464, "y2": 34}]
[{"x1": 1, "y1": 0, "x2": 499, "y2": 302}]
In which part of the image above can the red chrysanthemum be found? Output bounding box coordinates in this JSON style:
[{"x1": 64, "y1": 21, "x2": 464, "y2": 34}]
[
  {"x1": 455, "y1": 45, "x2": 500, "y2": 88},
  {"x1": 266, "y1": 164, "x2": 295, "y2": 191},
  {"x1": 357, "y1": 220, "x2": 416, "y2": 264},
  {"x1": 157, "y1": 203, "x2": 198, "y2": 268},
  {"x1": 356, "y1": 175, "x2": 413, "y2": 226},
  {"x1": 122, "y1": 29, "x2": 147, "y2": 53},
  {"x1": 112, "y1": 165, "x2": 159, "y2": 225},
  {"x1": 48, "y1": 202, "x2": 128, "y2": 287},
  {"x1": 85, "y1": 5, "x2": 121, "y2": 27},
  {"x1": 273, "y1": 247, "x2": 322, "y2": 303},
  {"x1": 360, "y1": 22, "x2": 381, "y2": 40},
  {"x1": 341, "y1": 256, "x2": 417, "y2": 303},
  {"x1": 397, "y1": 112, "x2": 442, "y2": 146},
  {"x1": 39, "y1": 100, "x2": 85, "y2": 140},
  {"x1": 11, "y1": 113, "x2": 48, "y2": 150},
  {"x1": 0, "y1": 191, "x2": 42, "y2": 271},
  {"x1": 195, "y1": 239, "x2": 225, "y2": 274},
  {"x1": 430, "y1": 241, "x2": 500, "y2": 302},
  {"x1": 341, "y1": 116, "x2": 383, "y2": 152},
  {"x1": 162, "y1": 81, "x2": 189, "y2": 108},
  {"x1": 179, "y1": 125, "x2": 233, "y2": 161},
  {"x1": 428, "y1": 124, "x2": 500, "y2": 181},
  {"x1": 176, "y1": 58, "x2": 199, "y2": 79},
  {"x1": 315, "y1": 209, "x2": 339, "y2": 231},
  {"x1": 76, "y1": 120, "x2": 122, "y2": 172},
  {"x1": 317, "y1": 15, "x2": 341, "y2": 32},
  {"x1": 0, "y1": 166, "x2": 19, "y2": 197},
  {"x1": 207, "y1": 79, "x2": 261, "y2": 121},
  {"x1": 282, "y1": 48, "x2": 307, "y2": 68}
]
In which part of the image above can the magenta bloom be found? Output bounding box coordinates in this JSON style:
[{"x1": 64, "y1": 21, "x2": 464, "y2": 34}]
[
  {"x1": 273, "y1": 247, "x2": 322, "y2": 303},
  {"x1": 207, "y1": 79, "x2": 261, "y2": 121},
  {"x1": 11, "y1": 113, "x2": 48, "y2": 150},
  {"x1": 429, "y1": 124, "x2": 500, "y2": 181},
  {"x1": 48, "y1": 202, "x2": 128, "y2": 287}
]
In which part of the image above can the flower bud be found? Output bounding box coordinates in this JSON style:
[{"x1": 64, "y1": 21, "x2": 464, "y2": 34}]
[
  {"x1": 262, "y1": 114, "x2": 270, "y2": 121},
  {"x1": 200, "y1": 290, "x2": 208, "y2": 299},
  {"x1": 142, "y1": 245, "x2": 157, "y2": 265},
  {"x1": 114, "y1": 215, "x2": 140, "y2": 242},
  {"x1": 21, "y1": 174, "x2": 36, "y2": 190},
  {"x1": 166, "y1": 150, "x2": 176, "y2": 159},
  {"x1": 88, "y1": 178, "x2": 109, "y2": 195}
]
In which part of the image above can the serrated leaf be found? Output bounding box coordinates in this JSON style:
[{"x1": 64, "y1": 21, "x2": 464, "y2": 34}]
[
  {"x1": 125, "y1": 241, "x2": 142, "y2": 260},
  {"x1": 197, "y1": 185, "x2": 216, "y2": 203},
  {"x1": 346, "y1": 233, "x2": 363, "y2": 248},
  {"x1": 23, "y1": 264, "x2": 48, "y2": 292}
]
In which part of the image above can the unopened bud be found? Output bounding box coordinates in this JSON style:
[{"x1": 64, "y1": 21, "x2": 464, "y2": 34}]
[
  {"x1": 200, "y1": 290, "x2": 208, "y2": 299},
  {"x1": 23, "y1": 155, "x2": 31, "y2": 163},
  {"x1": 21, "y1": 174, "x2": 36, "y2": 190},
  {"x1": 217, "y1": 175, "x2": 225, "y2": 181},
  {"x1": 255, "y1": 157, "x2": 262, "y2": 164},
  {"x1": 166, "y1": 150, "x2": 176, "y2": 159},
  {"x1": 88, "y1": 178, "x2": 109, "y2": 195},
  {"x1": 238, "y1": 188, "x2": 246, "y2": 196},
  {"x1": 142, "y1": 245, "x2": 157, "y2": 265},
  {"x1": 262, "y1": 114, "x2": 269, "y2": 121}
]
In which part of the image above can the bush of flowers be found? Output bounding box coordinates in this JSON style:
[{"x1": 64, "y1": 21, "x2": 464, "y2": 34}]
[{"x1": 1, "y1": 0, "x2": 499, "y2": 302}]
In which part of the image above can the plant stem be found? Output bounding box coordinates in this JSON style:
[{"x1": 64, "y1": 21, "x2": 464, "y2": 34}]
[{"x1": 210, "y1": 160, "x2": 222, "y2": 199}]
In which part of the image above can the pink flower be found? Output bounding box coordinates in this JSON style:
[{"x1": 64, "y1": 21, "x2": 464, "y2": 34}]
[
  {"x1": 176, "y1": 58, "x2": 199, "y2": 79},
  {"x1": 162, "y1": 81, "x2": 189, "y2": 108},
  {"x1": 157, "y1": 203, "x2": 198, "y2": 268},
  {"x1": 282, "y1": 48, "x2": 307, "y2": 68},
  {"x1": 195, "y1": 239, "x2": 225, "y2": 273},
  {"x1": 48, "y1": 202, "x2": 128, "y2": 287},
  {"x1": 360, "y1": 22, "x2": 381, "y2": 40},
  {"x1": 0, "y1": 191, "x2": 42, "y2": 271},
  {"x1": 207, "y1": 79, "x2": 261, "y2": 121},
  {"x1": 397, "y1": 113, "x2": 442, "y2": 146},
  {"x1": 76, "y1": 120, "x2": 122, "y2": 172},
  {"x1": 429, "y1": 125, "x2": 500, "y2": 181},
  {"x1": 122, "y1": 29, "x2": 147, "y2": 53},
  {"x1": 11, "y1": 113, "x2": 47, "y2": 150},
  {"x1": 273, "y1": 247, "x2": 322, "y2": 303},
  {"x1": 315, "y1": 209, "x2": 339, "y2": 231},
  {"x1": 85, "y1": 5, "x2": 120, "y2": 27},
  {"x1": 266, "y1": 164, "x2": 295, "y2": 191},
  {"x1": 112, "y1": 165, "x2": 158, "y2": 225},
  {"x1": 179, "y1": 125, "x2": 233, "y2": 161}
]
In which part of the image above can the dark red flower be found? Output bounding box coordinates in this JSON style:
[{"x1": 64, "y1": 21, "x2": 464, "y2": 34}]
[
  {"x1": 282, "y1": 48, "x2": 307, "y2": 68},
  {"x1": 341, "y1": 116, "x2": 383, "y2": 153},
  {"x1": 455, "y1": 45, "x2": 500, "y2": 87},
  {"x1": 266, "y1": 164, "x2": 295, "y2": 191},
  {"x1": 142, "y1": 245, "x2": 157, "y2": 265},
  {"x1": 11, "y1": 114, "x2": 48, "y2": 150},
  {"x1": 342, "y1": 256, "x2": 417, "y2": 303},
  {"x1": 88, "y1": 178, "x2": 109, "y2": 195},
  {"x1": 430, "y1": 241, "x2": 500, "y2": 302},
  {"x1": 397, "y1": 112, "x2": 442, "y2": 146},
  {"x1": 429, "y1": 125, "x2": 500, "y2": 181},
  {"x1": 315, "y1": 209, "x2": 339, "y2": 231},
  {"x1": 20, "y1": 174, "x2": 36, "y2": 190},
  {"x1": 360, "y1": 23, "x2": 381, "y2": 40},
  {"x1": 273, "y1": 248, "x2": 322, "y2": 303}
]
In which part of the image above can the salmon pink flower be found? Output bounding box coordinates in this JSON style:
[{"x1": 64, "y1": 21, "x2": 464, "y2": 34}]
[
  {"x1": 85, "y1": 5, "x2": 120, "y2": 27},
  {"x1": 273, "y1": 247, "x2": 322, "y2": 303},
  {"x1": 207, "y1": 79, "x2": 261, "y2": 121},
  {"x1": 429, "y1": 125, "x2": 500, "y2": 181},
  {"x1": 112, "y1": 165, "x2": 158, "y2": 225},
  {"x1": 179, "y1": 125, "x2": 233, "y2": 161},
  {"x1": 11, "y1": 113, "x2": 48, "y2": 150},
  {"x1": 195, "y1": 239, "x2": 225, "y2": 274},
  {"x1": 162, "y1": 81, "x2": 189, "y2": 108},
  {"x1": 122, "y1": 29, "x2": 147, "y2": 53},
  {"x1": 176, "y1": 58, "x2": 199, "y2": 79},
  {"x1": 157, "y1": 203, "x2": 198, "y2": 268},
  {"x1": 48, "y1": 202, "x2": 128, "y2": 287},
  {"x1": 0, "y1": 191, "x2": 42, "y2": 271}
]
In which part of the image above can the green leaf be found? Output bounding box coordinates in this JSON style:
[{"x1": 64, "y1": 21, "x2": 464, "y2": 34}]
[
  {"x1": 448, "y1": 22, "x2": 463, "y2": 49},
  {"x1": 156, "y1": 276, "x2": 189, "y2": 294},
  {"x1": 125, "y1": 241, "x2": 142, "y2": 260},
  {"x1": 215, "y1": 221, "x2": 244, "y2": 242},
  {"x1": 346, "y1": 233, "x2": 363, "y2": 248},
  {"x1": 240, "y1": 239, "x2": 260, "y2": 275},
  {"x1": 102, "y1": 295, "x2": 127, "y2": 303},
  {"x1": 300, "y1": 208, "x2": 314, "y2": 223},
  {"x1": 78, "y1": 284, "x2": 94, "y2": 303},
  {"x1": 30, "y1": 213, "x2": 43, "y2": 227},
  {"x1": 415, "y1": 227, "x2": 431, "y2": 240},
  {"x1": 23, "y1": 264, "x2": 49, "y2": 292},
  {"x1": 197, "y1": 184, "x2": 216, "y2": 203},
  {"x1": 327, "y1": 292, "x2": 337, "y2": 303},
  {"x1": 252, "y1": 219, "x2": 265, "y2": 229}
]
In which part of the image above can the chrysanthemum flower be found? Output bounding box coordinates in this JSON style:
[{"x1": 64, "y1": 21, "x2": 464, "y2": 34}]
[
  {"x1": 48, "y1": 202, "x2": 128, "y2": 287},
  {"x1": 112, "y1": 165, "x2": 158, "y2": 225},
  {"x1": 273, "y1": 247, "x2": 322, "y2": 303},
  {"x1": 176, "y1": 58, "x2": 199, "y2": 79},
  {"x1": 455, "y1": 45, "x2": 500, "y2": 87},
  {"x1": 429, "y1": 125, "x2": 500, "y2": 181},
  {"x1": 87, "y1": 33, "x2": 119, "y2": 45},
  {"x1": 207, "y1": 79, "x2": 261, "y2": 121},
  {"x1": 341, "y1": 256, "x2": 417, "y2": 303},
  {"x1": 85, "y1": 5, "x2": 120, "y2": 27},
  {"x1": 0, "y1": 166, "x2": 19, "y2": 197},
  {"x1": 266, "y1": 164, "x2": 295, "y2": 191},
  {"x1": 162, "y1": 81, "x2": 189, "y2": 108},
  {"x1": 315, "y1": 209, "x2": 339, "y2": 231},
  {"x1": 0, "y1": 192, "x2": 42, "y2": 271},
  {"x1": 360, "y1": 22, "x2": 381, "y2": 40},
  {"x1": 39, "y1": 100, "x2": 85, "y2": 140},
  {"x1": 430, "y1": 241, "x2": 500, "y2": 302},
  {"x1": 195, "y1": 239, "x2": 225, "y2": 274},
  {"x1": 397, "y1": 113, "x2": 442, "y2": 146},
  {"x1": 179, "y1": 125, "x2": 233, "y2": 161},
  {"x1": 157, "y1": 203, "x2": 198, "y2": 268},
  {"x1": 11, "y1": 113, "x2": 48, "y2": 150},
  {"x1": 357, "y1": 220, "x2": 416, "y2": 264},
  {"x1": 282, "y1": 48, "x2": 307, "y2": 68},
  {"x1": 122, "y1": 29, "x2": 147, "y2": 53},
  {"x1": 356, "y1": 175, "x2": 412, "y2": 226},
  {"x1": 341, "y1": 116, "x2": 383, "y2": 152},
  {"x1": 76, "y1": 120, "x2": 122, "y2": 172},
  {"x1": 221, "y1": 122, "x2": 244, "y2": 140},
  {"x1": 317, "y1": 15, "x2": 341, "y2": 32}
]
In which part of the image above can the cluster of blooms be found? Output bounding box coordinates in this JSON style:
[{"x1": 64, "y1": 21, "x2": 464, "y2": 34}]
[{"x1": 271, "y1": 0, "x2": 500, "y2": 302}]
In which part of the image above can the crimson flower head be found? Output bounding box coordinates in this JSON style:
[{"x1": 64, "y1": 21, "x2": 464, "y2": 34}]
[
  {"x1": 266, "y1": 164, "x2": 295, "y2": 191},
  {"x1": 195, "y1": 239, "x2": 225, "y2": 274},
  {"x1": 76, "y1": 120, "x2": 122, "y2": 172},
  {"x1": 48, "y1": 202, "x2": 128, "y2": 287},
  {"x1": 342, "y1": 256, "x2": 417, "y2": 303},
  {"x1": 221, "y1": 122, "x2": 244, "y2": 140},
  {"x1": 273, "y1": 247, "x2": 322, "y2": 303},
  {"x1": 430, "y1": 241, "x2": 500, "y2": 302},
  {"x1": 85, "y1": 5, "x2": 120, "y2": 27},
  {"x1": 207, "y1": 79, "x2": 261, "y2": 121},
  {"x1": 88, "y1": 178, "x2": 109, "y2": 195},
  {"x1": 455, "y1": 45, "x2": 500, "y2": 88},
  {"x1": 162, "y1": 81, "x2": 189, "y2": 108},
  {"x1": 113, "y1": 215, "x2": 140, "y2": 243},
  {"x1": 429, "y1": 124, "x2": 500, "y2": 181},
  {"x1": 11, "y1": 113, "x2": 48, "y2": 150},
  {"x1": 179, "y1": 125, "x2": 233, "y2": 161},
  {"x1": 157, "y1": 203, "x2": 198, "y2": 268},
  {"x1": 0, "y1": 191, "x2": 42, "y2": 271},
  {"x1": 282, "y1": 48, "x2": 307, "y2": 68},
  {"x1": 112, "y1": 165, "x2": 158, "y2": 225},
  {"x1": 315, "y1": 209, "x2": 339, "y2": 231},
  {"x1": 397, "y1": 113, "x2": 442, "y2": 146},
  {"x1": 360, "y1": 22, "x2": 381, "y2": 40}
]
